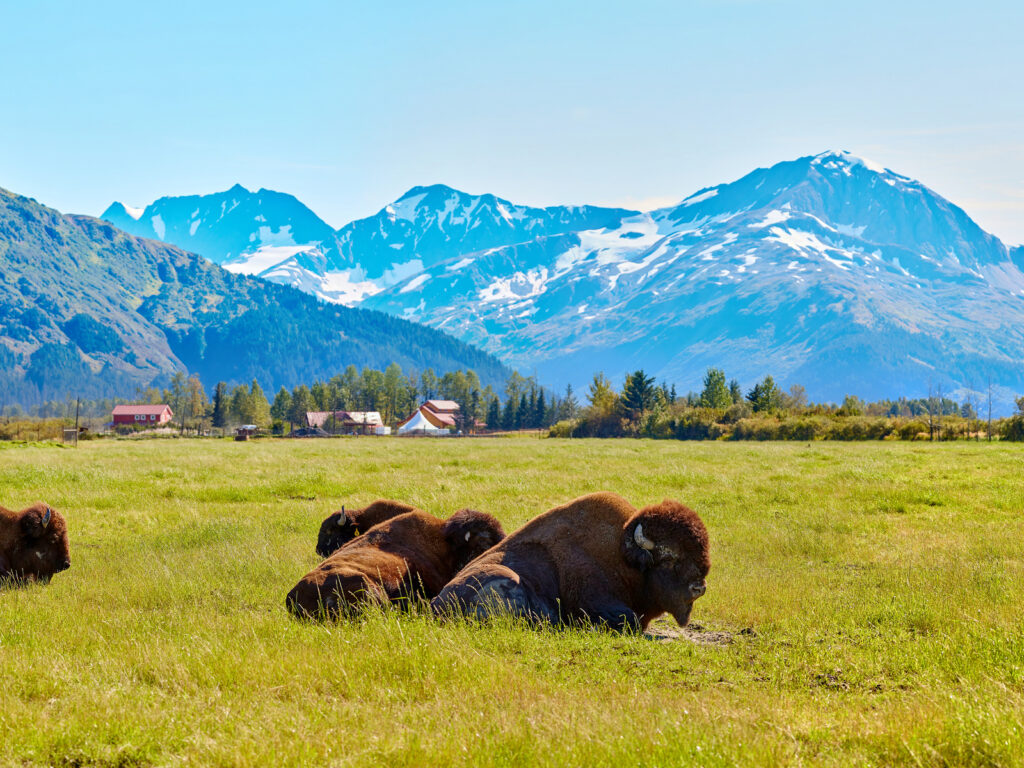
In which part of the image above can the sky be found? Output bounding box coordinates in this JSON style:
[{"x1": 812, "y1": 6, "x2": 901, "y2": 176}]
[{"x1": 2, "y1": 0, "x2": 1023, "y2": 243}]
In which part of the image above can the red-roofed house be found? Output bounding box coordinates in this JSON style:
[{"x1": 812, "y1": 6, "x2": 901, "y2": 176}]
[{"x1": 112, "y1": 404, "x2": 174, "y2": 427}]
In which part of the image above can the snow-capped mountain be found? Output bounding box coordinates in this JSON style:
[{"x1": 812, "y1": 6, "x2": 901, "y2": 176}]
[
  {"x1": 104, "y1": 184, "x2": 633, "y2": 305},
  {"x1": 102, "y1": 152, "x2": 1024, "y2": 402},
  {"x1": 101, "y1": 185, "x2": 352, "y2": 298},
  {"x1": 361, "y1": 151, "x2": 1024, "y2": 402}
]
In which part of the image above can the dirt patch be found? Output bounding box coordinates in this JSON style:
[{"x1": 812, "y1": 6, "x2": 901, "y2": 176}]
[{"x1": 645, "y1": 621, "x2": 744, "y2": 646}]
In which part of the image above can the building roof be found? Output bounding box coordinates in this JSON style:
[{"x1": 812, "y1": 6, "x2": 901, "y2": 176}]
[
  {"x1": 112, "y1": 404, "x2": 172, "y2": 416},
  {"x1": 422, "y1": 409, "x2": 456, "y2": 427},
  {"x1": 397, "y1": 409, "x2": 446, "y2": 434},
  {"x1": 345, "y1": 411, "x2": 384, "y2": 426},
  {"x1": 423, "y1": 399, "x2": 460, "y2": 413},
  {"x1": 306, "y1": 410, "x2": 384, "y2": 428}
]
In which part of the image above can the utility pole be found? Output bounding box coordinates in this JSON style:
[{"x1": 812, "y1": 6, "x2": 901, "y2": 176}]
[{"x1": 987, "y1": 376, "x2": 993, "y2": 442}]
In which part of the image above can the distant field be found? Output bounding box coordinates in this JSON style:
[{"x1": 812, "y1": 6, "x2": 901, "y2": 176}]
[{"x1": 1, "y1": 438, "x2": 1023, "y2": 767}]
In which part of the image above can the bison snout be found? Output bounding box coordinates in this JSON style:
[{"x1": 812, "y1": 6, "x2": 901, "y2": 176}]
[
  {"x1": 59, "y1": 559, "x2": 71, "y2": 572},
  {"x1": 688, "y1": 580, "x2": 706, "y2": 599}
]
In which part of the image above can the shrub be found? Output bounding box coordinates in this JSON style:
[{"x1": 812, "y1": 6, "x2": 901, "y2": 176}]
[
  {"x1": 548, "y1": 420, "x2": 576, "y2": 438},
  {"x1": 673, "y1": 410, "x2": 724, "y2": 440},
  {"x1": 1001, "y1": 415, "x2": 1024, "y2": 442}
]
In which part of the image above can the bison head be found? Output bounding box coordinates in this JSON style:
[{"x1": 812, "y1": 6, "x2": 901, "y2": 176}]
[
  {"x1": 622, "y1": 499, "x2": 709, "y2": 626},
  {"x1": 285, "y1": 568, "x2": 388, "y2": 619},
  {"x1": 2, "y1": 503, "x2": 71, "y2": 584},
  {"x1": 315, "y1": 500, "x2": 417, "y2": 558},
  {"x1": 315, "y1": 507, "x2": 358, "y2": 558},
  {"x1": 442, "y1": 508, "x2": 506, "y2": 571}
]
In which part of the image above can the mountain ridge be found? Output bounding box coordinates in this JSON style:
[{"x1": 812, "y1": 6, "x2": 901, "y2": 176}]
[
  {"x1": 98, "y1": 152, "x2": 1024, "y2": 405},
  {"x1": 1, "y1": 187, "x2": 510, "y2": 406}
]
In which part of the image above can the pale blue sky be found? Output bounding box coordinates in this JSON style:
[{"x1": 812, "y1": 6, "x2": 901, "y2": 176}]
[{"x1": 2, "y1": 0, "x2": 1022, "y2": 243}]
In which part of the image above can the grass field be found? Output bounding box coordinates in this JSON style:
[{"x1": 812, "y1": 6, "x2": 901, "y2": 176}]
[{"x1": 1, "y1": 437, "x2": 1023, "y2": 767}]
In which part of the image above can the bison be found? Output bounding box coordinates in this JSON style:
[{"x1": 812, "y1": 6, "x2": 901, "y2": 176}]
[
  {"x1": 0, "y1": 502, "x2": 71, "y2": 585},
  {"x1": 315, "y1": 499, "x2": 419, "y2": 558},
  {"x1": 288, "y1": 508, "x2": 506, "y2": 618},
  {"x1": 430, "y1": 492, "x2": 709, "y2": 631}
]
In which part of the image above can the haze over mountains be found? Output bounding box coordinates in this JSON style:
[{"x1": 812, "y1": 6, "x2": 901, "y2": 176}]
[
  {"x1": 0, "y1": 188, "x2": 509, "y2": 406},
  {"x1": 102, "y1": 152, "x2": 1024, "y2": 406}
]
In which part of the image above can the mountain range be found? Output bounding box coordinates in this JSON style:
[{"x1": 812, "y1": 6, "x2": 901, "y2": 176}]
[
  {"x1": 102, "y1": 151, "x2": 1024, "y2": 406},
  {"x1": 0, "y1": 188, "x2": 509, "y2": 406}
]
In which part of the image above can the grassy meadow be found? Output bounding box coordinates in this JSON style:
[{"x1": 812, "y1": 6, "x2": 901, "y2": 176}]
[{"x1": 1, "y1": 437, "x2": 1023, "y2": 767}]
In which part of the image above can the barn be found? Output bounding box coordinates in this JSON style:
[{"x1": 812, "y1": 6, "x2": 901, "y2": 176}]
[{"x1": 112, "y1": 404, "x2": 174, "y2": 427}]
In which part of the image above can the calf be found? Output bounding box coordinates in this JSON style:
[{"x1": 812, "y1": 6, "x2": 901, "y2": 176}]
[
  {"x1": 315, "y1": 499, "x2": 419, "y2": 558},
  {"x1": 288, "y1": 508, "x2": 505, "y2": 618}
]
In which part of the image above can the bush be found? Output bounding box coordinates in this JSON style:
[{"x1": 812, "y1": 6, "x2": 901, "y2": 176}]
[
  {"x1": 731, "y1": 418, "x2": 782, "y2": 441},
  {"x1": 673, "y1": 410, "x2": 724, "y2": 440},
  {"x1": 722, "y1": 402, "x2": 752, "y2": 423},
  {"x1": 826, "y1": 417, "x2": 894, "y2": 441},
  {"x1": 548, "y1": 420, "x2": 575, "y2": 438},
  {"x1": 1001, "y1": 415, "x2": 1024, "y2": 442},
  {"x1": 897, "y1": 420, "x2": 929, "y2": 441},
  {"x1": 777, "y1": 417, "x2": 829, "y2": 441}
]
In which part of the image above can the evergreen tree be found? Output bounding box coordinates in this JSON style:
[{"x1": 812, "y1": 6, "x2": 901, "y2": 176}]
[
  {"x1": 211, "y1": 381, "x2": 229, "y2": 428},
  {"x1": 517, "y1": 393, "x2": 528, "y2": 429},
  {"x1": 746, "y1": 376, "x2": 783, "y2": 413},
  {"x1": 562, "y1": 383, "x2": 579, "y2": 420},
  {"x1": 621, "y1": 370, "x2": 656, "y2": 419},
  {"x1": 228, "y1": 384, "x2": 250, "y2": 425},
  {"x1": 486, "y1": 396, "x2": 501, "y2": 430},
  {"x1": 289, "y1": 385, "x2": 314, "y2": 428},
  {"x1": 535, "y1": 390, "x2": 546, "y2": 428},
  {"x1": 728, "y1": 379, "x2": 742, "y2": 404},
  {"x1": 699, "y1": 368, "x2": 732, "y2": 409},
  {"x1": 501, "y1": 395, "x2": 516, "y2": 430},
  {"x1": 270, "y1": 386, "x2": 292, "y2": 423}
]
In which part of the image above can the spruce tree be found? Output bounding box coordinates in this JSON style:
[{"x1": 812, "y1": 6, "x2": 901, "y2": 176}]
[{"x1": 212, "y1": 382, "x2": 229, "y2": 428}]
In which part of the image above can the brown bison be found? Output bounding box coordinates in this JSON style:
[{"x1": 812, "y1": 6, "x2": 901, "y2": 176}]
[
  {"x1": 430, "y1": 492, "x2": 709, "y2": 631},
  {"x1": 0, "y1": 502, "x2": 71, "y2": 584},
  {"x1": 288, "y1": 508, "x2": 506, "y2": 618},
  {"x1": 315, "y1": 499, "x2": 418, "y2": 557}
]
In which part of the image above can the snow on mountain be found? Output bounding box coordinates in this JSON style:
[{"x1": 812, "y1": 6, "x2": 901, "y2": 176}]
[
  {"x1": 360, "y1": 152, "x2": 1024, "y2": 403},
  {"x1": 101, "y1": 153, "x2": 1024, "y2": 403}
]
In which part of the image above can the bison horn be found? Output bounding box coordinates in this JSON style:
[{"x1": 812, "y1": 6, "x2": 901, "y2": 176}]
[
  {"x1": 337, "y1": 507, "x2": 347, "y2": 526},
  {"x1": 42, "y1": 507, "x2": 51, "y2": 528},
  {"x1": 634, "y1": 523, "x2": 654, "y2": 551}
]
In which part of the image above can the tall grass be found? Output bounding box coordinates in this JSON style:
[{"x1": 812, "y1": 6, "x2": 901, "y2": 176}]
[{"x1": 1, "y1": 438, "x2": 1022, "y2": 766}]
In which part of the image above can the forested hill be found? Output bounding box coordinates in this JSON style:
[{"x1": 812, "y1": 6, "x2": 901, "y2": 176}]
[{"x1": 0, "y1": 187, "x2": 509, "y2": 406}]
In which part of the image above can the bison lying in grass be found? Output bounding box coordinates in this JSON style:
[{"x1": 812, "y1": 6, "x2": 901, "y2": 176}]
[
  {"x1": 0, "y1": 502, "x2": 71, "y2": 585},
  {"x1": 289, "y1": 508, "x2": 505, "y2": 618},
  {"x1": 315, "y1": 499, "x2": 419, "y2": 558},
  {"x1": 431, "y1": 492, "x2": 709, "y2": 631}
]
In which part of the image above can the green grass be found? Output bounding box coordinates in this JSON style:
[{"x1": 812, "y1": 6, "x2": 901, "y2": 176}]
[{"x1": 1, "y1": 438, "x2": 1023, "y2": 767}]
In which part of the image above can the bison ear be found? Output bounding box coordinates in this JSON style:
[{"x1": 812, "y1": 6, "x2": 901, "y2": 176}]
[
  {"x1": 20, "y1": 507, "x2": 48, "y2": 539},
  {"x1": 622, "y1": 520, "x2": 654, "y2": 572}
]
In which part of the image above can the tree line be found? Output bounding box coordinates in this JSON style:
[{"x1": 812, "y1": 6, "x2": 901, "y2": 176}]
[
  {"x1": 550, "y1": 368, "x2": 1024, "y2": 442},
  {"x1": 4, "y1": 363, "x2": 1024, "y2": 442}
]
